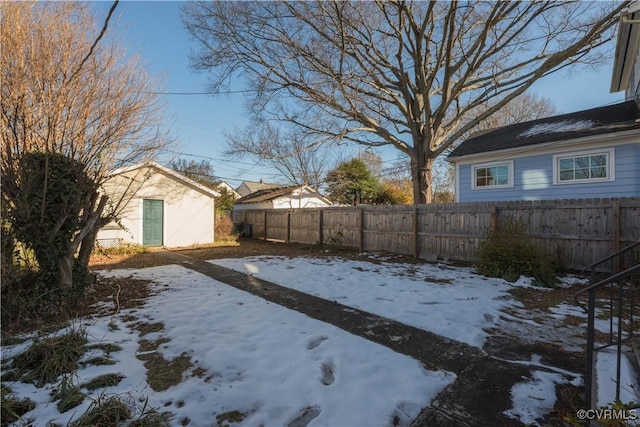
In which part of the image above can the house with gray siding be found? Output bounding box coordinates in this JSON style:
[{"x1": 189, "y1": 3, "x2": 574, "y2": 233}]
[{"x1": 447, "y1": 101, "x2": 640, "y2": 202}]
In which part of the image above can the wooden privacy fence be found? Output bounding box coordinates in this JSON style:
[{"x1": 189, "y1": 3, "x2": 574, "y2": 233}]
[{"x1": 232, "y1": 198, "x2": 640, "y2": 270}]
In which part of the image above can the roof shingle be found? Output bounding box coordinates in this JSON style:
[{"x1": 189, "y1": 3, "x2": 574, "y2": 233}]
[{"x1": 448, "y1": 101, "x2": 640, "y2": 159}]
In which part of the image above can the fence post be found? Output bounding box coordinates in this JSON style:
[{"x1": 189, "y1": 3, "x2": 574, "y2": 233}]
[
  {"x1": 490, "y1": 205, "x2": 499, "y2": 231},
  {"x1": 263, "y1": 210, "x2": 268, "y2": 240},
  {"x1": 413, "y1": 206, "x2": 419, "y2": 258},
  {"x1": 318, "y1": 209, "x2": 324, "y2": 245},
  {"x1": 612, "y1": 202, "x2": 621, "y2": 273},
  {"x1": 359, "y1": 208, "x2": 364, "y2": 252},
  {"x1": 286, "y1": 210, "x2": 291, "y2": 244}
]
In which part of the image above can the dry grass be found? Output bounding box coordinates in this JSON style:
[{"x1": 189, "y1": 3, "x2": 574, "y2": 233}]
[
  {"x1": 82, "y1": 373, "x2": 125, "y2": 392},
  {"x1": 131, "y1": 322, "x2": 193, "y2": 393},
  {"x1": 9, "y1": 329, "x2": 88, "y2": 387},
  {"x1": 1, "y1": 384, "x2": 35, "y2": 424},
  {"x1": 69, "y1": 395, "x2": 132, "y2": 427}
]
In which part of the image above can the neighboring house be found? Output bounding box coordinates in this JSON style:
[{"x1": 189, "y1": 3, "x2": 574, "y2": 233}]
[
  {"x1": 215, "y1": 181, "x2": 240, "y2": 199},
  {"x1": 97, "y1": 161, "x2": 219, "y2": 247},
  {"x1": 448, "y1": 5, "x2": 640, "y2": 203},
  {"x1": 236, "y1": 179, "x2": 280, "y2": 197},
  {"x1": 233, "y1": 185, "x2": 332, "y2": 211}
]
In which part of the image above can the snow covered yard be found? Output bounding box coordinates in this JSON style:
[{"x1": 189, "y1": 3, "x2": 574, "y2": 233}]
[
  {"x1": 212, "y1": 255, "x2": 530, "y2": 348},
  {"x1": 2, "y1": 253, "x2": 638, "y2": 426},
  {"x1": 2, "y1": 263, "x2": 454, "y2": 426}
]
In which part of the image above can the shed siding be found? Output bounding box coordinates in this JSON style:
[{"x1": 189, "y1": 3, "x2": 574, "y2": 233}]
[
  {"x1": 457, "y1": 142, "x2": 640, "y2": 202},
  {"x1": 97, "y1": 167, "x2": 215, "y2": 247}
]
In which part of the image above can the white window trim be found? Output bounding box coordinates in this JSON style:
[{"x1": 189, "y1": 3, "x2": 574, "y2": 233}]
[
  {"x1": 471, "y1": 160, "x2": 514, "y2": 190},
  {"x1": 553, "y1": 147, "x2": 615, "y2": 185}
]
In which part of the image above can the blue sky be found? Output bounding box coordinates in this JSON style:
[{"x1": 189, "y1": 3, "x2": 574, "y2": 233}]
[{"x1": 91, "y1": 1, "x2": 625, "y2": 188}]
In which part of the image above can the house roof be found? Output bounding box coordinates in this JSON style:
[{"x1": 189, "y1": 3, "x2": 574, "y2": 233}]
[
  {"x1": 237, "y1": 180, "x2": 280, "y2": 194},
  {"x1": 448, "y1": 101, "x2": 640, "y2": 160},
  {"x1": 235, "y1": 184, "x2": 331, "y2": 205},
  {"x1": 215, "y1": 181, "x2": 240, "y2": 199},
  {"x1": 108, "y1": 161, "x2": 220, "y2": 198},
  {"x1": 611, "y1": 1, "x2": 640, "y2": 92}
]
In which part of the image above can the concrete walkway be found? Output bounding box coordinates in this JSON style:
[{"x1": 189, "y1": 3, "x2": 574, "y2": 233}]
[{"x1": 157, "y1": 250, "x2": 582, "y2": 427}]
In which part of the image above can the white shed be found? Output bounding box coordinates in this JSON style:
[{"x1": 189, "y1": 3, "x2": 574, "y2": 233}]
[{"x1": 97, "y1": 162, "x2": 219, "y2": 248}]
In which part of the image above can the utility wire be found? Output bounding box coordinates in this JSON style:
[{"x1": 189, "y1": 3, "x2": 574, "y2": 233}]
[{"x1": 70, "y1": 0, "x2": 119, "y2": 82}]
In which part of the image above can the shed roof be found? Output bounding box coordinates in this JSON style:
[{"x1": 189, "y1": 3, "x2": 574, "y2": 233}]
[
  {"x1": 108, "y1": 161, "x2": 220, "y2": 198},
  {"x1": 448, "y1": 101, "x2": 640, "y2": 159}
]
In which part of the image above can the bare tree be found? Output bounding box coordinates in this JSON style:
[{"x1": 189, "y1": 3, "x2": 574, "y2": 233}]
[
  {"x1": 469, "y1": 92, "x2": 559, "y2": 135},
  {"x1": 433, "y1": 91, "x2": 559, "y2": 200},
  {"x1": 225, "y1": 121, "x2": 344, "y2": 189},
  {"x1": 1, "y1": 2, "x2": 168, "y2": 287},
  {"x1": 169, "y1": 158, "x2": 218, "y2": 187},
  {"x1": 183, "y1": 1, "x2": 624, "y2": 203}
]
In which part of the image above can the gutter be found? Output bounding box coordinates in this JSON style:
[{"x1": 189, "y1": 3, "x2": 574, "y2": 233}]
[{"x1": 610, "y1": 2, "x2": 640, "y2": 93}]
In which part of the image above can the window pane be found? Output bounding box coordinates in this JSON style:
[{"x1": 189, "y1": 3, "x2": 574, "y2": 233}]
[
  {"x1": 575, "y1": 156, "x2": 590, "y2": 169},
  {"x1": 590, "y1": 155, "x2": 607, "y2": 178},
  {"x1": 559, "y1": 170, "x2": 573, "y2": 181},
  {"x1": 591, "y1": 165, "x2": 606, "y2": 178},
  {"x1": 575, "y1": 167, "x2": 589, "y2": 179},
  {"x1": 496, "y1": 166, "x2": 508, "y2": 183},
  {"x1": 559, "y1": 158, "x2": 574, "y2": 171}
]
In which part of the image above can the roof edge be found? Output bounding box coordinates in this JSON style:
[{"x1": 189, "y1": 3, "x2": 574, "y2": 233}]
[
  {"x1": 108, "y1": 161, "x2": 220, "y2": 198},
  {"x1": 447, "y1": 127, "x2": 640, "y2": 163}
]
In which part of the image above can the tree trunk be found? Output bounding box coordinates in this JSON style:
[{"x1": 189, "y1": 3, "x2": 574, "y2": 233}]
[
  {"x1": 77, "y1": 227, "x2": 97, "y2": 271},
  {"x1": 411, "y1": 151, "x2": 434, "y2": 204},
  {"x1": 58, "y1": 255, "x2": 73, "y2": 289},
  {"x1": 68, "y1": 193, "x2": 109, "y2": 288}
]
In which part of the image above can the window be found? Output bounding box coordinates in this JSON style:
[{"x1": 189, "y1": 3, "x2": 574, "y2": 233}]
[
  {"x1": 554, "y1": 149, "x2": 614, "y2": 184},
  {"x1": 473, "y1": 162, "x2": 512, "y2": 189}
]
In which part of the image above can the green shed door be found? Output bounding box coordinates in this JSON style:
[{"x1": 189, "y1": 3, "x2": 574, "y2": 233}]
[{"x1": 142, "y1": 199, "x2": 163, "y2": 246}]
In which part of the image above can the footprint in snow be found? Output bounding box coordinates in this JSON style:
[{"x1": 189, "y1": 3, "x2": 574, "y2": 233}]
[
  {"x1": 307, "y1": 335, "x2": 329, "y2": 350},
  {"x1": 287, "y1": 406, "x2": 321, "y2": 427},
  {"x1": 321, "y1": 361, "x2": 335, "y2": 386}
]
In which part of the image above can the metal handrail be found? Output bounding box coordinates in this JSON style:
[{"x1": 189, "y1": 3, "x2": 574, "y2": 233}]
[
  {"x1": 574, "y1": 264, "x2": 640, "y2": 311},
  {"x1": 581, "y1": 240, "x2": 640, "y2": 275},
  {"x1": 575, "y1": 262, "x2": 639, "y2": 413}
]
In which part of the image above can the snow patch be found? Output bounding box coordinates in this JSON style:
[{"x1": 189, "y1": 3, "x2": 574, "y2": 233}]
[
  {"x1": 597, "y1": 350, "x2": 640, "y2": 408},
  {"x1": 519, "y1": 120, "x2": 594, "y2": 138},
  {"x1": 504, "y1": 370, "x2": 568, "y2": 426}
]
